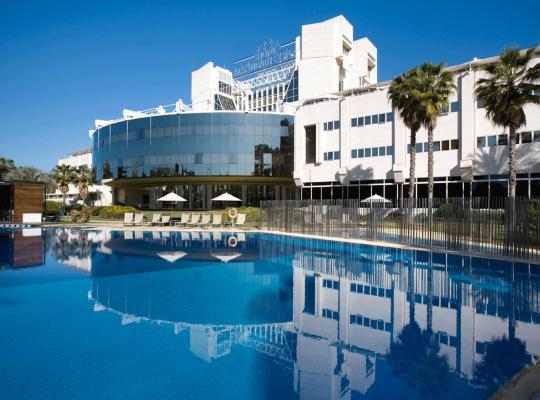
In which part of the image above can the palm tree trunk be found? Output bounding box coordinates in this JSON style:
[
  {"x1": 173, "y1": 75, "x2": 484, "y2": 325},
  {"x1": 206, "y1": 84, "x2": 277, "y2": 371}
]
[
  {"x1": 508, "y1": 126, "x2": 517, "y2": 198},
  {"x1": 408, "y1": 130, "x2": 417, "y2": 200},
  {"x1": 427, "y1": 128, "x2": 434, "y2": 201}
]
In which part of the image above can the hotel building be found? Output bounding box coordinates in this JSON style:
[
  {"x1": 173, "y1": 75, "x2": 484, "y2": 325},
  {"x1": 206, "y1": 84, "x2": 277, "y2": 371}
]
[{"x1": 88, "y1": 15, "x2": 540, "y2": 208}]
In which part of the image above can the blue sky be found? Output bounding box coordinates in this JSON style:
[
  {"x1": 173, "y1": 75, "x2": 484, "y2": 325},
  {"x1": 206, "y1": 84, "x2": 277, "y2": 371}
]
[{"x1": 1, "y1": 0, "x2": 539, "y2": 171}]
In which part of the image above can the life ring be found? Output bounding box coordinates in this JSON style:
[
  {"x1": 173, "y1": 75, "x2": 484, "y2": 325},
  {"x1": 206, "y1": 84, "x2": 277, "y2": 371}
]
[
  {"x1": 228, "y1": 236, "x2": 238, "y2": 248},
  {"x1": 228, "y1": 207, "x2": 238, "y2": 220}
]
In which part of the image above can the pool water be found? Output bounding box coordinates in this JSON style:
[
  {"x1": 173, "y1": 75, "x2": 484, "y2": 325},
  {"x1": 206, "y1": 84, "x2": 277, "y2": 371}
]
[{"x1": 0, "y1": 228, "x2": 539, "y2": 399}]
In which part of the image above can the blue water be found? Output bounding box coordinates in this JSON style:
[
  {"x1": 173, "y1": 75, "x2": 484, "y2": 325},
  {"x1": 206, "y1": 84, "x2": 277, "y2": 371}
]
[{"x1": 0, "y1": 228, "x2": 539, "y2": 399}]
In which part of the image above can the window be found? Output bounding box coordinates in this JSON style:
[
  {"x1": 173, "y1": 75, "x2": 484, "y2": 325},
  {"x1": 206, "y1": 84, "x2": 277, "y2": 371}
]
[
  {"x1": 334, "y1": 120, "x2": 340, "y2": 129},
  {"x1": 451, "y1": 139, "x2": 459, "y2": 150},
  {"x1": 477, "y1": 99, "x2": 485, "y2": 109},
  {"x1": 477, "y1": 136, "x2": 486, "y2": 148},
  {"x1": 498, "y1": 134, "x2": 508, "y2": 146},
  {"x1": 521, "y1": 131, "x2": 532, "y2": 143},
  {"x1": 416, "y1": 143, "x2": 423, "y2": 153},
  {"x1": 351, "y1": 118, "x2": 357, "y2": 127},
  {"x1": 442, "y1": 140, "x2": 450, "y2": 151},
  {"x1": 323, "y1": 122, "x2": 328, "y2": 131},
  {"x1": 386, "y1": 112, "x2": 394, "y2": 122},
  {"x1": 358, "y1": 117, "x2": 364, "y2": 126},
  {"x1": 379, "y1": 146, "x2": 386, "y2": 156},
  {"x1": 441, "y1": 104, "x2": 449, "y2": 114},
  {"x1": 365, "y1": 115, "x2": 371, "y2": 125},
  {"x1": 386, "y1": 146, "x2": 394, "y2": 155},
  {"x1": 534, "y1": 130, "x2": 540, "y2": 142},
  {"x1": 379, "y1": 113, "x2": 386, "y2": 123},
  {"x1": 372, "y1": 114, "x2": 379, "y2": 124},
  {"x1": 434, "y1": 141, "x2": 441, "y2": 151},
  {"x1": 327, "y1": 152, "x2": 334, "y2": 160},
  {"x1": 358, "y1": 148, "x2": 364, "y2": 158},
  {"x1": 488, "y1": 135, "x2": 497, "y2": 147},
  {"x1": 195, "y1": 153, "x2": 203, "y2": 164},
  {"x1": 450, "y1": 101, "x2": 460, "y2": 113},
  {"x1": 365, "y1": 148, "x2": 372, "y2": 157},
  {"x1": 352, "y1": 149, "x2": 357, "y2": 158},
  {"x1": 372, "y1": 147, "x2": 379, "y2": 157},
  {"x1": 334, "y1": 151, "x2": 340, "y2": 160},
  {"x1": 423, "y1": 142, "x2": 429, "y2": 152},
  {"x1": 328, "y1": 121, "x2": 334, "y2": 131},
  {"x1": 305, "y1": 125, "x2": 316, "y2": 163},
  {"x1": 323, "y1": 152, "x2": 328, "y2": 161}
]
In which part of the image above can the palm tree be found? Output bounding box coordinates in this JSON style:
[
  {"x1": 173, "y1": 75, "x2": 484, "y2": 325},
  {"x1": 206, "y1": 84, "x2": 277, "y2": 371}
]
[
  {"x1": 413, "y1": 63, "x2": 455, "y2": 202},
  {"x1": 74, "y1": 165, "x2": 94, "y2": 205},
  {"x1": 388, "y1": 69, "x2": 425, "y2": 202},
  {"x1": 475, "y1": 48, "x2": 540, "y2": 198},
  {"x1": 51, "y1": 164, "x2": 76, "y2": 205},
  {"x1": 0, "y1": 157, "x2": 15, "y2": 180}
]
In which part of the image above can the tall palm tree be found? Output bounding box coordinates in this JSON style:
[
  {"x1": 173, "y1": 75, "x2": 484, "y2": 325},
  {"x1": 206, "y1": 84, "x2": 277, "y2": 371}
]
[
  {"x1": 475, "y1": 48, "x2": 540, "y2": 198},
  {"x1": 388, "y1": 69, "x2": 425, "y2": 201},
  {"x1": 413, "y1": 62, "x2": 455, "y2": 202},
  {"x1": 74, "y1": 165, "x2": 94, "y2": 205},
  {"x1": 11, "y1": 166, "x2": 43, "y2": 182},
  {"x1": 51, "y1": 164, "x2": 76, "y2": 205},
  {"x1": 0, "y1": 157, "x2": 15, "y2": 180}
]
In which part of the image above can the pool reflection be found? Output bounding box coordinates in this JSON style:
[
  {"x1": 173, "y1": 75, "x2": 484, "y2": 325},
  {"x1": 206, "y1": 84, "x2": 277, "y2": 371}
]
[{"x1": 43, "y1": 230, "x2": 540, "y2": 397}]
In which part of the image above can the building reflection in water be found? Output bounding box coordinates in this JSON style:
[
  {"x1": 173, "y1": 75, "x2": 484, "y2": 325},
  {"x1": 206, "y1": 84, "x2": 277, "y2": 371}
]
[
  {"x1": 0, "y1": 228, "x2": 45, "y2": 268},
  {"x1": 43, "y1": 229, "x2": 539, "y2": 399}
]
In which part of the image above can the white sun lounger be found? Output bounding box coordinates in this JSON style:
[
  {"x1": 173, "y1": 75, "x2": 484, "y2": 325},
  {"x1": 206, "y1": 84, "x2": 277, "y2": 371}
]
[
  {"x1": 147, "y1": 213, "x2": 161, "y2": 226},
  {"x1": 133, "y1": 213, "x2": 144, "y2": 226},
  {"x1": 123, "y1": 213, "x2": 134, "y2": 226},
  {"x1": 187, "y1": 214, "x2": 200, "y2": 227},
  {"x1": 211, "y1": 214, "x2": 222, "y2": 228},
  {"x1": 175, "y1": 213, "x2": 190, "y2": 227},
  {"x1": 155, "y1": 215, "x2": 171, "y2": 226},
  {"x1": 200, "y1": 214, "x2": 211, "y2": 227}
]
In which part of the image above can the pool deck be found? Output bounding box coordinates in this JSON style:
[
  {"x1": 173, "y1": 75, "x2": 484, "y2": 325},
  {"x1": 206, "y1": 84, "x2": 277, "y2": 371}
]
[{"x1": 489, "y1": 360, "x2": 540, "y2": 400}]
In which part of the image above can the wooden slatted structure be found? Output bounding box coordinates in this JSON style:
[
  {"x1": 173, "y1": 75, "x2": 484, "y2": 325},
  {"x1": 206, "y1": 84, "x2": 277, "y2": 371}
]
[{"x1": 0, "y1": 181, "x2": 44, "y2": 223}]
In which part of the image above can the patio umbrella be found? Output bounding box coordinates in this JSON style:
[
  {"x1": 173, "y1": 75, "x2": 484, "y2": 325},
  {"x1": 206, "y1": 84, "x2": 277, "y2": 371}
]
[
  {"x1": 157, "y1": 192, "x2": 187, "y2": 212},
  {"x1": 361, "y1": 194, "x2": 391, "y2": 203},
  {"x1": 211, "y1": 192, "x2": 241, "y2": 202}
]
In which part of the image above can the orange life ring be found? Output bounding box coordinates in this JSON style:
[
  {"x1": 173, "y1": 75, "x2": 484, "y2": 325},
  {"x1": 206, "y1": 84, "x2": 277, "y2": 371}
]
[
  {"x1": 228, "y1": 207, "x2": 238, "y2": 220},
  {"x1": 228, "y1": 236, "x2": 238, "y2": 248}
]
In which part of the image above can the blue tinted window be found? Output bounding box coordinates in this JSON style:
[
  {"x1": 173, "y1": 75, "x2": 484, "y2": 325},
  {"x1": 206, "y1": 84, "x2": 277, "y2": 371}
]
[
  {"x1": 328, "y1": 151, "x2": 334, "y2": 160},
  {"x1": 386, "y1": 112, "x2": 394, "y2": 122},
  {"x1": 488, "y1": 135, "x2": 497, "y2": 147},
  {"x1": 358, "y1": 117, "x2": 364, "y2": 126},
  {"x1": 372, "y1": 147, "x2": 379, "y2": 157},
  {"x1": 351, "y1": 149, "x2": 357, "y2": 158},
  {"x1": 323, "y1": 152, "x2": 328, "y2": 160},
  {"x1": 534, "y1": 131, "x2": 540, "y2": 142},
  {"x1": 386, "y1": 146, "x2": 393, "y2": 155},
  {"x1": 477, "y1": 136, "x2": 486, "y2": 148},
  {"x1": 477, "y1": 99, "x2": 485, "y2": 109},
  {"x1": 372, "y1": 114, "x2": 379, "y2": 124},
  {"x1": 328, "y1": 121, "x2": 334, "y2": 130},
  {"x1": 365, "y1": 116, "x2": 371, "y2": 125},
  {"x1": 416, "y1": 143, "x2": 423, "y2": 153},
  {"x1": 334, "y1": 151, "x2": 340, "y2": 160},
  {"x1": 379, "y1": 113, "x2": 385, "y2": 123},
  {"x1": 365, "y1": 148, "x2": 371, "y2": 157},
  {"x1": 423, "y1": 142, "x2": 429, "y2": 152},
  {"x1": 379, "y1": 146, "x2": 386, "y2": 156},
  {"x1": 323, "y1": 122, "x2": 328, "y2": 131},
  {"x1": 358, "y1": 148, "x2": 364, "y2": 158},
  {"x1": 434, "y1": 141, "x2": 441, "y2": 151},
  {"x1": 451, "y1": 101, "x2": 459, "y2": 113},
  {"x1": 351, "y1": 118, "x2": 357, "y2": 127},
  {"x1": 334, "y1": 120, "x2": 340, "y2": 129}
]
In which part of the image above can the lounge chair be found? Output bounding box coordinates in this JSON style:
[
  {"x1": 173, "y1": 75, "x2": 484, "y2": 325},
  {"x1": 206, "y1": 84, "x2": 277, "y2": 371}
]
[
  {"x1": 147, "y1": 213, "x2": 161, "y2": 226},
  {"x1": 155, "y1": 215, "x2": 171, "y2": 226},
  {"x1": 133, "y1": 213, "x2": 144, "y2": 226},
  {"x1": 187, "y1": 214, "x2": 200, "y2": 227},
  {"x1": 211, "y1": 214, "x2": 222, "y2": 228},
  {"x1": 123, "y1": 213, "x2": 134, "y2": 226},
  {"x1": 200, "y1": 214, "x2": 211, "y2": 228},
  {"x1": 235, "y1": 213, "x2": 246, "y2": 228},
  {"x1": 174, "y1": 213, "x2": 190, "y2": 227}
]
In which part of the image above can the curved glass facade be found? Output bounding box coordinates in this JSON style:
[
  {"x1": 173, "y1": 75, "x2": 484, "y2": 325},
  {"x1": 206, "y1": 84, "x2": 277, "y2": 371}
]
[{"x1": 92, "y1": 112, "x2": 294, "y2": 180}]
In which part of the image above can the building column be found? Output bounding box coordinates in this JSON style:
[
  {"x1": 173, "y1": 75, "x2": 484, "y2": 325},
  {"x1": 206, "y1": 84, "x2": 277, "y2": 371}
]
[{"x1": 242, "y1": 184, "x2": 247, "y2": 206}]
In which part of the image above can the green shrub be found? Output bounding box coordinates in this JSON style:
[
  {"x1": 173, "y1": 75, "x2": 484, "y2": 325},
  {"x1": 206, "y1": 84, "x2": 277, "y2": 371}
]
[
  {"x1": 99, "y1": 205, "x2": 138, "y2": 219},
  {"x1": 45, "y1": 201, "x2": 64, "y2": 214},
  {"x1": 69, "y1": 207, "x2": 91, "y2": 223},
  {"x1": 434, "y1": 203, "x2": 458, "y2": 218},
  {"x1": 91, "y1": 206, "x2": 103, "y2": 216}
]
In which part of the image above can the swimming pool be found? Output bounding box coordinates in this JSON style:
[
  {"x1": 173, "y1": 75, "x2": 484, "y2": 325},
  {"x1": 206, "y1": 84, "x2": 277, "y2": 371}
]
[{"x1": 0, "y1": 228, "x2": 538, "y2": 399}]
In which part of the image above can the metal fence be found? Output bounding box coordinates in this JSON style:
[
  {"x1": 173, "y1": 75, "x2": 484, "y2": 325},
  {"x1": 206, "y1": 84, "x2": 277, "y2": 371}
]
[{"x1": 259, "y1": 197, "x2": 540, "y2": 261}]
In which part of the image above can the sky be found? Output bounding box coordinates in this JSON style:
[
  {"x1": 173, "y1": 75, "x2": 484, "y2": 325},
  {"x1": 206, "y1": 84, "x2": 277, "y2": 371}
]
[{"x1": 0, "y1": 0, "x2": 539, "y2": 171}]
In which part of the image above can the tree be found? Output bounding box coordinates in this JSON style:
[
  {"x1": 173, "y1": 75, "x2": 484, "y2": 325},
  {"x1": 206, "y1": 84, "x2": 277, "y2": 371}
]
[
  {"x1": 388, "y1": 69, "x2": 425, "y2": 201},
  {"x1": 10, "y1": 166, "x2": 43, "y2": 181},
  {"x1": 74, "y1": 165, "x2": 94, "y2": 205},
  {"x1": 475, "y1": 48, "x2": 540, "y2": 198},
  {"x1": 0, "y1": 157, "x2": 15, "y2": 180},
  {"x1": 51, "y1": 164, "x2": 76, "y2": 205},
  {"x1": 413, "y1": 63, "x2": 455, "y2": 202}
]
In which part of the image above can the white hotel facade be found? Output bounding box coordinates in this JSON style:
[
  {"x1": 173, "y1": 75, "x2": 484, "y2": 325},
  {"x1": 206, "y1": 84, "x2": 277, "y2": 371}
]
[{"x1": 89, "y1": 15, "x2": 540, "y2": 207}]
